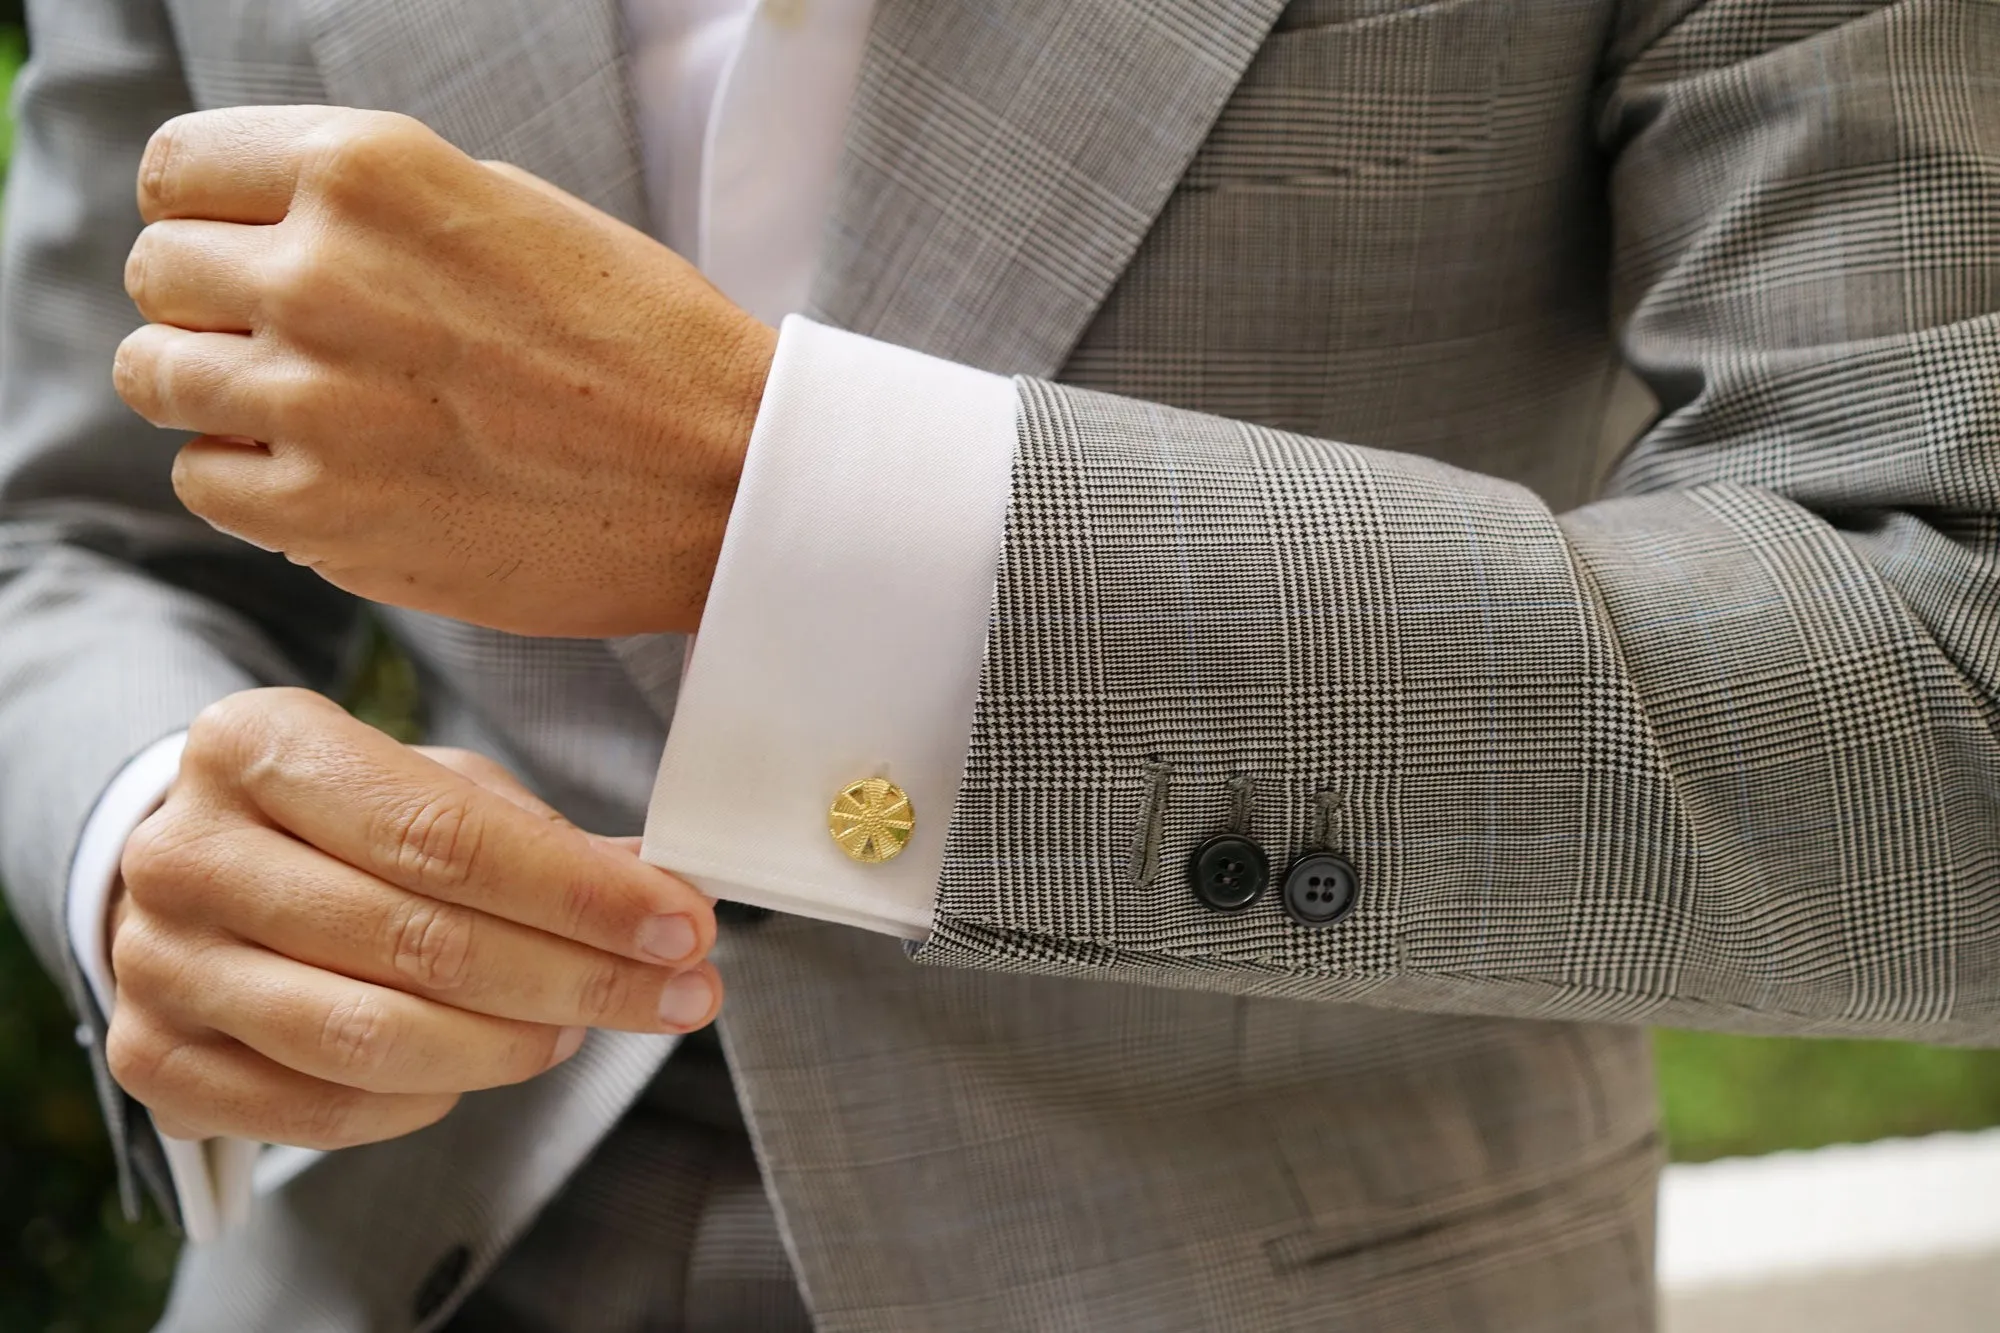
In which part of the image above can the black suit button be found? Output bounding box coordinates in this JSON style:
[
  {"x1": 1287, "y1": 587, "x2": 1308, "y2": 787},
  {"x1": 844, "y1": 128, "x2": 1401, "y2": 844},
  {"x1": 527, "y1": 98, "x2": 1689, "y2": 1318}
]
[
  {"x1": 1188, "y1": 834, "x2": 1270, "y2": 912},
  {"x1": 1282, "y1": 852, "x2": 1358, "y2": 927},
  {"x1": 414, "y1": 1244, "x2": 471, "y2": 1322}
]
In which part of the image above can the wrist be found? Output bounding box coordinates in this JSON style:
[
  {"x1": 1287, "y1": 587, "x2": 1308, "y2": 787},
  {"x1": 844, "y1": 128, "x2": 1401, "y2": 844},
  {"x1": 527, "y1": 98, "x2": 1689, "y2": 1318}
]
[
  {"x1": 659, "y1": 314, "x2": 778, "y2": 635},
  {"x1": 712, "y1": 318, "x2": 779, "y2": 479}
]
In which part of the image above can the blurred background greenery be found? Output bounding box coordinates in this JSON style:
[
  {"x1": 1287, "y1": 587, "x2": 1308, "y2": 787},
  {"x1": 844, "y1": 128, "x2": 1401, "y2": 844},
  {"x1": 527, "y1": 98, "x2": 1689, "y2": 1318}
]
[{"x1": 3, "y1": 9, "x2": 1999, "y2": 1331}]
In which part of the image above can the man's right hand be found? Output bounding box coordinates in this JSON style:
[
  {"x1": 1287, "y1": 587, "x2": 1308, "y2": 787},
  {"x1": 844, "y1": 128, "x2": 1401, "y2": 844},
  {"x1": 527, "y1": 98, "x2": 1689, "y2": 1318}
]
[{"x1": 104, "y1": 687, "x2": 720, "y2": 1149}]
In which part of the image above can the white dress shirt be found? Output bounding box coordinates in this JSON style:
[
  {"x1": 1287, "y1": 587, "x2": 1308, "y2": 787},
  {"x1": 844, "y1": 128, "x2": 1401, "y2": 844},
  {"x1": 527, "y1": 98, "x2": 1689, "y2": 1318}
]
[{"x1": 68, "y1": 0, "x2": 1019, "y2": 1239}]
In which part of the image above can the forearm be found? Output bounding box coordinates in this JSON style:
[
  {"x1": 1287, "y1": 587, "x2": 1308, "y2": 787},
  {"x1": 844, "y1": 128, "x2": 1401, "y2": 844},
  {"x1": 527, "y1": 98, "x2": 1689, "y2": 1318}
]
[
  {"x1": 911, "y1": 372, "x2": 2000, "y2": 1041},
  {"x1": 894, "y1": 0, "x2": 2000, "y2": 1038}
]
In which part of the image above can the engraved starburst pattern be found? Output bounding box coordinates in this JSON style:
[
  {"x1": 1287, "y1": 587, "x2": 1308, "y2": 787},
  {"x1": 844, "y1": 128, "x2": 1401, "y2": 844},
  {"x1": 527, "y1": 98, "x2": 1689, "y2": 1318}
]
[{"x1": 827, "y1": 777, "x2": 915, "y2": 864}]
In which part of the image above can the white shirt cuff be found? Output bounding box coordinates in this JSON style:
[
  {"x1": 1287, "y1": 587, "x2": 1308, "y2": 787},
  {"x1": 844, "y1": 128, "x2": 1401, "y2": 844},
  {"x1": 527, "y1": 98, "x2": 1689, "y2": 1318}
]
[
  {"x1": 66, "y1": 730, "x2": 258, "y2": 1243},
  {"x1": 641, "y1": 315, "x2": 1019, "y2": 936}
]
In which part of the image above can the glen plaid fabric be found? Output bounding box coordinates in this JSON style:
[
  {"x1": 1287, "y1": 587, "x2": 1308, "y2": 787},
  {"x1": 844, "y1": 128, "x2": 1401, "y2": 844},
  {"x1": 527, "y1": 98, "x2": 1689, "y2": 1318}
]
[
  {"x1": 0, "y1": 0, "x2": 1990, "y2": 1329},
  {"x1": 915, "y1": 0, "x2": 2000, "y2": 1043},
  {"x1": 439, "y1": 1027, "x2": 813, "y2": 1333}
]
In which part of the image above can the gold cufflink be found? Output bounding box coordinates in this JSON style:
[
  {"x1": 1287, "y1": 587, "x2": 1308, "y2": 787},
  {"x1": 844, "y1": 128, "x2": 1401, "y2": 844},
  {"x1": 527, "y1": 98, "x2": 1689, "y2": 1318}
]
[{"x1": 828, "y1": 777, "x2": 914, "y2": 864}]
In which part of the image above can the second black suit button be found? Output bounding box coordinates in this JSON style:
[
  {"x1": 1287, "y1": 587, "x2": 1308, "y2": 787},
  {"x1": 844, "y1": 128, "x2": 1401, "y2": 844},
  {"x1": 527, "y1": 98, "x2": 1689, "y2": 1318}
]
[
  {"x1": 1188, "y1": 834, "x2": 1269, "y2": 912},
  {"x1": 1282, "y1": 852, "x2": 1358, "y2": 927}
]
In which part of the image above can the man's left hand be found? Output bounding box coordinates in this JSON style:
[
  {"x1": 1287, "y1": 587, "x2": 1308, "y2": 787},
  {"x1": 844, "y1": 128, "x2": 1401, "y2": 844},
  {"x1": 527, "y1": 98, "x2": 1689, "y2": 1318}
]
[{"x1": 115, "y1": 106, "x2": 777, "y2": 638}]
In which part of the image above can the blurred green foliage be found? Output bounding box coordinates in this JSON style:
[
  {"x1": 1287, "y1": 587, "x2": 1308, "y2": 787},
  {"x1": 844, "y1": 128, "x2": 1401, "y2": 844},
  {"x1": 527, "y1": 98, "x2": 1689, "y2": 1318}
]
[
  {"x1": 5, "y1": 13, "x2": 2000, "y2": 1332},
  {"x1": 1658, "y1": 1029, "x2": 2000, "y2": 1163},
  {"x1": 1, "y1": 900, "x2": 181, "y2": 1332}
]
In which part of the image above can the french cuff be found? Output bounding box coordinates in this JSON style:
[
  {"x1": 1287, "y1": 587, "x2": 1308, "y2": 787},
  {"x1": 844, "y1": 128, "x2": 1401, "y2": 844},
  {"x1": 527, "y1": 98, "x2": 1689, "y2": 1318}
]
[
  {"x1": 641, "y1": 315, "x2": 1019, "y2": 938},
  {"x1": 66, "y1": 730, "x2": 258, "y2": 1243}
]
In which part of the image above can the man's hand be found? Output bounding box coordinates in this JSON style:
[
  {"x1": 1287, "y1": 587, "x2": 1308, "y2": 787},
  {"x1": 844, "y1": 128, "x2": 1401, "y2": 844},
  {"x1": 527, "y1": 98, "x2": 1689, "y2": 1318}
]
[
  {"x1": 113, "y1": 106, "x2": 778, "y2": 638},
  {"x1": 105, "y1": 688, "x2": 721, "y2": 1149}
]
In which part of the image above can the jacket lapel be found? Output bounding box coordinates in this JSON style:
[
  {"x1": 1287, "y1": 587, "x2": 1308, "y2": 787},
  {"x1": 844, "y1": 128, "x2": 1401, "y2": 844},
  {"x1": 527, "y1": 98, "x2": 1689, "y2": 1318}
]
[
  {"x1": 808, "y1": 0, "x2": 1290, "y2": 376},
  {"x1": 308, "y1": 0, "x2": 1287, "y2": 376},
  {"x1": 304, "y1": 0, "x2": 651, "y2": 232}
]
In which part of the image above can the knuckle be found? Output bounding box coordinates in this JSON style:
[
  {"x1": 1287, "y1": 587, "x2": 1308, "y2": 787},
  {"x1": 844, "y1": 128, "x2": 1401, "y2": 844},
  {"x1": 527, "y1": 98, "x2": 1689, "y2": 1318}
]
[
  {"x1": 104, "y1": 1011, "x2": 173, "y2": 1099},
  {"x1": 260, "y1": 372, "x2": 329, "y2": 449},
  {"x1": 124, "y1": 229, "x2": 156, "y2": 307},
  {"x1": 387, "y1": 897, "x2": 475, "y2": 992},
  {"x1": 260, "y1": 238, "x2": 331, "y2": 326},
  {"x1": 308, "y1": 113, "x2": 431, "y2": 200},
  {"x1": 188, "y1": 687, "x2": 332, "y2": 791},
  {"x1": 117, "y1": 812, "x2": 175, "y2": 898},
  {"x1": 118, "y1": 816, "x2": 212, "y2": 917},
  {"x1": 555, "y1": 875, "x2": 609, "y2": 941},
  {"x1": 171, "y1": 447, "x2": 259, "y2": 539},
  {"x1": 106, "y1": 913, "x2": 147, "y2": 985},
  {"x1": 318, "y1": 991, "x2": 393, "y2": 1079},
  {"x1": 138, "y1": 118, "x2": 186, "y2": 216},
  {"x1": 187, "y1": 691, "x2": 276, "y2": 775},
  {"x1": 134, "y1": 335, "x2": 220, "y2": 429},
  {"x1": 576, "y1": 958, "x2": 632, "y2": 1024},
  {"x1": 112, "y1": 330, "x2": 159, "y2": 419},
  {"x1": 167, "y1": 444, "x2": 212, "y2": 516},
  {"x1": 289, "y1": 1088, "x2": 369, "y2": 1150},
  {"x1": 107, "y1": 907, "x2": 181, "y2": 994},
  {"x1": 384, "y1": 793, "x2": 484, "y2": 892}
]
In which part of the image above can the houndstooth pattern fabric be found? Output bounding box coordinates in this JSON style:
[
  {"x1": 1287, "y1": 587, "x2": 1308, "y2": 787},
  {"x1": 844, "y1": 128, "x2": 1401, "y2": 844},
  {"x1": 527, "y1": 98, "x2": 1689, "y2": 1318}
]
[{"x1": 0, "y1": 0, "x2": 1990, "y2": 1328}]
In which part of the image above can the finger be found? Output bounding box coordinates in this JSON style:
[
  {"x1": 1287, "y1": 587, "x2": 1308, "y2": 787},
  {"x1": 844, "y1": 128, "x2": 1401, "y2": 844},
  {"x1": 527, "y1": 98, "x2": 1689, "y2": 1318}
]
[
  {"x1": 138, "y1": 105, "x2": 350, "y2": 224},
  {"x1": 211, "y1": 695, "x2": 716, "y2": 964},
  {"x1": 406, "y1": 751, "x2": 666, "y2": 895},
  {"x1": 171, "y1": 434, "x2": 311, "y2": 552},
  {"x1": 126, "y1": 219, "x2": 272, "y2": 332},
  {"x1": 107, "y1": 1011, "x2": 458, "y2": 1150},
  {"x1": 416, "y1": 746, "x2": 570, "y2": 824},
  {"x1": 414, "y1": 758, "x2": 681, "y2": 892},
  {"x1": 205, "y1": 823, "x2": 708, "y2": 1032},
  {"x1": 149, "y1": 936, "x2": 587, "y2": 1095},
  {"x1": 114, "y1": 322, "x2": 277, "y2": 437}
]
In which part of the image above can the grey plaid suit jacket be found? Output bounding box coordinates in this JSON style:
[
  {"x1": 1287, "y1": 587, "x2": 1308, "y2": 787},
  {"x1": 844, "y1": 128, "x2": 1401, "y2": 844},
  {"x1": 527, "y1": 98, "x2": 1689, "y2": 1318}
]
[{"x1": 2, "y1": 0, "x2": 1994, "y2": 1327}]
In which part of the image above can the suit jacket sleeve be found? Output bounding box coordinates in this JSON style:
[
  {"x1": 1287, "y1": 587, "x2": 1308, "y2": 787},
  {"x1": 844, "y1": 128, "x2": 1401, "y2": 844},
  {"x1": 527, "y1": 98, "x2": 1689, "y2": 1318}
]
[
  {"x1": 915, "y1": 0, "x2": 2000, "y2": 1043},
  {"x1": 0, "y1": 0, "x2": 363, "y2": 1220}
]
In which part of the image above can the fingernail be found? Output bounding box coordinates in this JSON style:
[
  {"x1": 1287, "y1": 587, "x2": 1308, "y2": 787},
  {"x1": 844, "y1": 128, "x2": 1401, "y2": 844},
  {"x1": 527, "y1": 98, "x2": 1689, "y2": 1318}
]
[
  {"x1": 658, "y1": 971, "x2": 714, "y2": 1029},
  {"x1": 552, "y1": 1026, "x2": 587, "y2": 1064},
  {"x1": 638, "y1": 914, "x2": 698, "y2": 963}
]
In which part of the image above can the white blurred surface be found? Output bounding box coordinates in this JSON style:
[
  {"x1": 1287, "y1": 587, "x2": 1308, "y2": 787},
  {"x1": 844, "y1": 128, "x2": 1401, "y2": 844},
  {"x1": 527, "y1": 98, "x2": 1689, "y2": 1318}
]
[{"x1": 1660, "y1": 1129, "x2": 2000, "y2": 1331}]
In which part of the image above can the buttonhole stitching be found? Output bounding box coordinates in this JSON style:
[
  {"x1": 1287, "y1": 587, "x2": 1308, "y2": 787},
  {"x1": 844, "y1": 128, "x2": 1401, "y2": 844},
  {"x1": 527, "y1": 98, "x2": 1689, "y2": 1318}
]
[
  {"x1": 1310, "y1": 789, "x2": 1345, "y2": 850},
  {"x1": 1226, "y1": 772, "x2": 1256, "y2": 837},
  {"x1": 1130, "y1": 761, "x2": 1172, "y2": 888}
]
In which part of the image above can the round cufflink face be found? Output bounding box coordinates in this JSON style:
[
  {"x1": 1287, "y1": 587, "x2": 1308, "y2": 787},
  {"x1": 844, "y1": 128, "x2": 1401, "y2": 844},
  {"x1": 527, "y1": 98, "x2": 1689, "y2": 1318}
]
[
  {"x1": 1188, "y1": 833, "x2": 1270, "y2": 912},
  {"x1": 1282, "y1": 852, "x2": 1358, "y2": 927},
  {"x1": 828, "y1": 777, "x2": 915, "y2": 864}
]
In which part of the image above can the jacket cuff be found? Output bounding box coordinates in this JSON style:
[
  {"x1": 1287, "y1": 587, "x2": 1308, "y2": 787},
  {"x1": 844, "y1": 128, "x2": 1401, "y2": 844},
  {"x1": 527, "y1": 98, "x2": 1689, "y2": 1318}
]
[{"x1": 66, "y1": 730, "x2": 257, "y2": 1241}]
